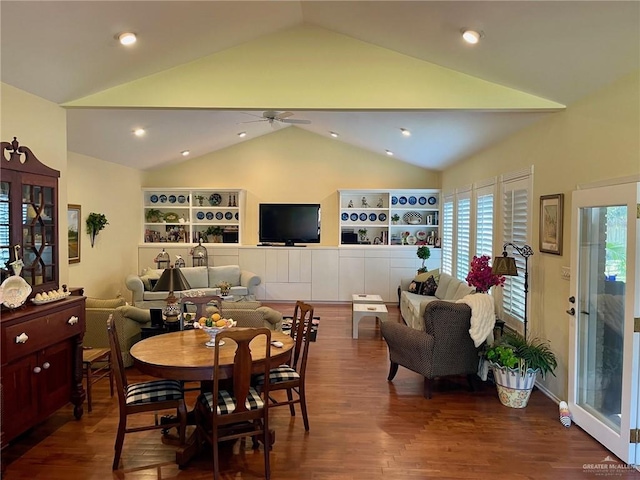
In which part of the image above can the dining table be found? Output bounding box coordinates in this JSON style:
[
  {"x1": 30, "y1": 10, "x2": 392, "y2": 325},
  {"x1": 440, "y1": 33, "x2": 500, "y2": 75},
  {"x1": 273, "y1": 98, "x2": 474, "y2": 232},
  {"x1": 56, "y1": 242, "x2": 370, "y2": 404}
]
[{"x1": 129, "y1": 327, "x2": 294, "y2": 467}]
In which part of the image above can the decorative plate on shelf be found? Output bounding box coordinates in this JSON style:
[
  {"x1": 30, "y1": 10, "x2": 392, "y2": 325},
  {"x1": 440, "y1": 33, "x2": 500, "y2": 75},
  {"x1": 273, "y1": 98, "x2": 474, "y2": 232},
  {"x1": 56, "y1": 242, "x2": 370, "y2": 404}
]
[
  {"x1": 378, "y1": 213, "x2": 387, "y2": 222},
  {"x1": 406, "y1": 235, "x2": 417, "y2": 245},
  {"x1": 206, "y1": 212, "x2": 214, "y2": 220},
  {"x1": 1, "y1": 275, "x2": 32, "y2": 309},
  {"x1": 150, "y1": 194, "x2": 159, "y2": 203},
  {"x1": 209, "y1": 193, "x2": 222, "y2": 206},
  {"x1": 398, "y1": 196, "x2": 407, "y2": 205},
  {"x1": 31, "y1": 292, "x2": 71, "y2": 305},
  {"x1": 416, "y1": 230, "x2": 427, "y2": 241},
  {"x1": 225, "y1": 212, "x2": 233, "y2": 220},
  {"x1": 159, "y1": 194, "x2": 168, "y2": 203},
  {"x1": 359, "y1": 213, "x2": 368, "y2": 221},
  {"x1": 391, "y1": 196, "x2": 398, "y2": 205},
  {"x1": 408, "y1": 196, "x2": 417, "y2": 205},
  {"x1": 403, "y1": 211, "x2": 423, "y2": 225},
  {"x1": 369, "y1": 213, "x2": 377, "y2": 221},
  {"x1": 341, "y1": 212, "x2": 349, "y2": 221},
  {"x1": 418, "y1": 196, "x2": 427, "y2": 205},
  {"x1": 350, "y1": 213, "x2": 359, "y2": 221},
  {"x1": 216, "y1": 212, "x2": 224, "y2": 220},
  {"x1": 235, "y1": 212, "x2": 239, "y2": 220},
  {"x1": 177, "y1": 195, "x2": 186, "y2": 204},
  {"x1": 168, "y1": 195, "x2": 177, "y2": 203},
  {"x1": 428, "y1": 196, "x2": 437, "y2": 205},
  {"x1": 196, "y1": 211, "x2": 205, "y2": 220}
]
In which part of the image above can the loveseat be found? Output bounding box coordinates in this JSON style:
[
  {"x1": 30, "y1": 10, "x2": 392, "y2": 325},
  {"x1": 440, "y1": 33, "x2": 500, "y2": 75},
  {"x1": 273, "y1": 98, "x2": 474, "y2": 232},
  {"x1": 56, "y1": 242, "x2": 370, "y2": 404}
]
[
  {"x1": 84, "y1": 297, "x2": 152, "y2": 367},
  {"x1": 399, "y1": 272, "x2": 475, "y2": 330},
  {"x1": 125, "y1": 265, "x2": 261, "y2": 308}
]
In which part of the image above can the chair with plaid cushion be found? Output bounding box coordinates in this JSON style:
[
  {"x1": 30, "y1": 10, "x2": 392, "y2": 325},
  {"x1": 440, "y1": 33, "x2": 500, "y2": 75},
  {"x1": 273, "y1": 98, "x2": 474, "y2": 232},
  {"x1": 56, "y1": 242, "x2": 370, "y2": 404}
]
[
  {"x1": 107, "y1": 315, "x2": 187, "y2": 470},
  {"x1": 195, "y1": 327, "x2": 272, "y2": 480},
  {"x1": 254, "y1": 300, "x2": 314, "y2": 431}
]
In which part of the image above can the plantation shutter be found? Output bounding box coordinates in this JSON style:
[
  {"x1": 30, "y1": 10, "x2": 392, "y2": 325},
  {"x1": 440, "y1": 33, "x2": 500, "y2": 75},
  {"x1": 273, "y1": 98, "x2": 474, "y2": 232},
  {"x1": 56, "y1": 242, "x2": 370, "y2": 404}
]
[
  {"x1": 455, "y1": 191, "x2": 471, "y2": 281},
  {"x1": 442, "y1": 193, "x2": 454, "y2": 275},
  {"x1": 475, "y1": 183, "x2": 494, "y2": 258},
  {"x1": 501, "y1": 173, "x2": 531, "y2": 323}
]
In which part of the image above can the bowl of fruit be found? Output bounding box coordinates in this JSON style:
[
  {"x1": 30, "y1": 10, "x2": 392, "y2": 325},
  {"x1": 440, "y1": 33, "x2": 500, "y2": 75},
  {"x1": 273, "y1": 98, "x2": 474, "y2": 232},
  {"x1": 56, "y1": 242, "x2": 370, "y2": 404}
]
[{"x1": 193, "y1": 313, "x2": 236, "y2": 347}]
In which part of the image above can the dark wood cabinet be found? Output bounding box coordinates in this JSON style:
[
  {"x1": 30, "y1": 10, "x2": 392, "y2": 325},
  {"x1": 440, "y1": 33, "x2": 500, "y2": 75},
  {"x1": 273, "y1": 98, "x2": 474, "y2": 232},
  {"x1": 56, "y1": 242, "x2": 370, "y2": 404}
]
[{"x1": 1, "y1": 296, "x2": 86, "y2": 447}]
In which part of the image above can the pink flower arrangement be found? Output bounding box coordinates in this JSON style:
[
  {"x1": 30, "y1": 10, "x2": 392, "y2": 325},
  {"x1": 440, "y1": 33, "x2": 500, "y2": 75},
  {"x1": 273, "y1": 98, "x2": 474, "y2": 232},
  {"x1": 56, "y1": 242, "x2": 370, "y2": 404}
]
[{"x1": 465, "y1": 255, "x2": 505, "y2": 293}]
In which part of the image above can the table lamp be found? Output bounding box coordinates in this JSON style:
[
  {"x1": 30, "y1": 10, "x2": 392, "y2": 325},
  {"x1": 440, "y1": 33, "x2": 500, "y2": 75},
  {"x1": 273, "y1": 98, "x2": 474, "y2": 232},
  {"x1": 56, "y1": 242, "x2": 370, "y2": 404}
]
[
  {"x1": 492, "y1": 242, "x2": 534, "y2": 341},
  {"x1": 153, "y1": 266, "x2": 191, "y2": 325}
]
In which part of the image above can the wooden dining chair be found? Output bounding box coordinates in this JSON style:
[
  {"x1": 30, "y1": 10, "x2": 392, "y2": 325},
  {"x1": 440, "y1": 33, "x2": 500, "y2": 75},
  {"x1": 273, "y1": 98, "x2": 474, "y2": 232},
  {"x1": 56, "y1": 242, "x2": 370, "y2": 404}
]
[
  {"x1": 255, "y1": 300, "x2": 314, "y2": 431},
  {"x1": 179, "y1": 294, "x2": 222, "y2": 329},
  {"x1": 107, "y1": 315, "x2": 187, "y2": 470},
  {"x1": 195, "y1": 327, "x2": 272, "y2": 480}
]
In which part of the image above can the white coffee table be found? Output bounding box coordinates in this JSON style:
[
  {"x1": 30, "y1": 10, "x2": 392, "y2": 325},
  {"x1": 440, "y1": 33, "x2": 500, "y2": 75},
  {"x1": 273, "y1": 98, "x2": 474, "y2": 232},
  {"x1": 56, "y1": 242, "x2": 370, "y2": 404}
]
[
  {"x1": 352, "y1": 294, "x2": 384, "y2": 304},
  {"x1": 352, "y1": 303, "x2": 388, "y2": 339}
]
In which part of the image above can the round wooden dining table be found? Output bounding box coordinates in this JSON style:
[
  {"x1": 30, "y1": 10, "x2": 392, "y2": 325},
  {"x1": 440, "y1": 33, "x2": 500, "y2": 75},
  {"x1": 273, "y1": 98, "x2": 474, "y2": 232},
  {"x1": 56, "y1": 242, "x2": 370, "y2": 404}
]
[{"x1": 130, "y1": 328, "x2": 294, "y2": 381}]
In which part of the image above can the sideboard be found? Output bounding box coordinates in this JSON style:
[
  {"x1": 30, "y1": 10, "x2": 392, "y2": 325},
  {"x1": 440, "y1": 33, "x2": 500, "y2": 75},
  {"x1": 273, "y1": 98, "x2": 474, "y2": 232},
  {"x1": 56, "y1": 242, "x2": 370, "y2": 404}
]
[{"x1": 1, "y1": 296, "x2": 86, "y2": 447}]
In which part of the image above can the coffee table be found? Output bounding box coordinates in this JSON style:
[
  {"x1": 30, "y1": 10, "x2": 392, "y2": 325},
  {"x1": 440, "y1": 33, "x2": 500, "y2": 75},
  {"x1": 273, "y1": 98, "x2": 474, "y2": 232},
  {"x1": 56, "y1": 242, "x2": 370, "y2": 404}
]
[
  {"x1": 352, "y1": 294, "x2": 384, "y2": 304},
  {"x1": 352, "y1": 303, "x2": 388, "y2": 339}
]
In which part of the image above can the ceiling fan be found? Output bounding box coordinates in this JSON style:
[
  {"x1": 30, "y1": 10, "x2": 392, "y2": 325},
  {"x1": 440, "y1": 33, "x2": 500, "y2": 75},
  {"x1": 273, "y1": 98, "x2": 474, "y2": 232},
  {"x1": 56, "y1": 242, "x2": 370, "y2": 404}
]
[{"x1": 241, "y1": 110, "x2": 311, "y2": 126}]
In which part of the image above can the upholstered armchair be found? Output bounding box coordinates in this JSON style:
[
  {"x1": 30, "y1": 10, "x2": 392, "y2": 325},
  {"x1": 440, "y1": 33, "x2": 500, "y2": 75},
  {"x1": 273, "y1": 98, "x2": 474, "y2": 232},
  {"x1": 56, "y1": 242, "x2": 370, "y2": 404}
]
[{"x1": 380, "y1": 300, "x2": 479, "y2": 398}]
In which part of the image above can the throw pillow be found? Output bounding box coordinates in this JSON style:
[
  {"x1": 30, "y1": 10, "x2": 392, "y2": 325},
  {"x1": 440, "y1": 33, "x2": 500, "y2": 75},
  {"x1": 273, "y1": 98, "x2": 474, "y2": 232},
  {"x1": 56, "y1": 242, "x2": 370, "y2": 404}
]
[
  {"x1": 408, "y1": 281, "x2": 424, "y2": 294},
  {"x1": 422, "y1": 275, "x2": 438, "y2": 296},
  {"x1": 414, "y1": 268, "x2": 440, "y2": 284}
]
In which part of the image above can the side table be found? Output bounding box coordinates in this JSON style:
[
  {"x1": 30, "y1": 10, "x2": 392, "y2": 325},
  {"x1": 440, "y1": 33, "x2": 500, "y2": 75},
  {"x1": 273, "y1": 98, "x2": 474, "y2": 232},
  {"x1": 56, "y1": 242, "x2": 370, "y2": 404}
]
[
  {"x1": 352, "y1": 294, "x2": 384, "y2": 304},
  {"x1": 352, "y1": 303, "x2": 388, "y2": 339}
]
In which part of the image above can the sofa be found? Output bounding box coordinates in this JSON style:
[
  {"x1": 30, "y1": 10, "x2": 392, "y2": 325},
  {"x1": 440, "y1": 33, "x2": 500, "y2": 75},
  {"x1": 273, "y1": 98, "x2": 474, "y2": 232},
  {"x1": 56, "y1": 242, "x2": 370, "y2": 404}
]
[
  {"x1": 399, "y1": 272, "x2": 475, "y2": 330},
  {"x1": 180, "y1": 296, "x2": 284, "y2": 331},
  {"x1": 84, "y1": 297, "x2": 152, "y2": 367},
  {"x1": 125, "y1": 265, "x2": 260, "y2": 308}
]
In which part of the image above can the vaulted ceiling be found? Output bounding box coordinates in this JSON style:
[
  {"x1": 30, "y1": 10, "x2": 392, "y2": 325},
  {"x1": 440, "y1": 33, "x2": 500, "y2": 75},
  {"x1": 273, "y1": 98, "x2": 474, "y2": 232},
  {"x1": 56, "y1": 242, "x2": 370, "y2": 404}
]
[{"x1": 2, "y1": 1, "x2": 638, "y2": 171}]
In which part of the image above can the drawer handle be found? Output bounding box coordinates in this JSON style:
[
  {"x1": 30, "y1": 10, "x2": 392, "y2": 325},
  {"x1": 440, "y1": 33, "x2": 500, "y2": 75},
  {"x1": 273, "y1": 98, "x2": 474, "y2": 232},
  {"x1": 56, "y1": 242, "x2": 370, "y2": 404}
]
[
  {"x1": 15, "y1": 333, "x2": 28, "y2": 344},
  {"x1": 33, "y1": 366, "x2": 41, "y2": 374},
  {"x1": 67, "y1": 316, "x2": 79, "y2": 325},
  {"x1": 42, "y1": 362, "x2": 51, "y2": 370}
]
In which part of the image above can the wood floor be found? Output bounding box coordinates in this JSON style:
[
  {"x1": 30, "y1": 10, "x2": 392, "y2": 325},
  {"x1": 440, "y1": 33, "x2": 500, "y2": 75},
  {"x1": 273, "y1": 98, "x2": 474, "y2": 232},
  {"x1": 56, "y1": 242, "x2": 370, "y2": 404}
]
[{"x1": 2, "y1": 302, "x2": 637, "y2": 479}]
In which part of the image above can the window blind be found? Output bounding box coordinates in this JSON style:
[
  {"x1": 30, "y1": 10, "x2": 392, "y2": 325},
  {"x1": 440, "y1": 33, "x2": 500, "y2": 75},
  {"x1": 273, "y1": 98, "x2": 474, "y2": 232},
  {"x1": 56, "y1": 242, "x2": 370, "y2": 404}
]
[
  {"x1": 455, "y1": 195, "x2": 471, "y2": 281},
  {"x1": 475, "y1": 191, "x2": 494, "y2": 258},
  {"x1": 442, "y1": 195, "x2": 454, "y2": 275}
]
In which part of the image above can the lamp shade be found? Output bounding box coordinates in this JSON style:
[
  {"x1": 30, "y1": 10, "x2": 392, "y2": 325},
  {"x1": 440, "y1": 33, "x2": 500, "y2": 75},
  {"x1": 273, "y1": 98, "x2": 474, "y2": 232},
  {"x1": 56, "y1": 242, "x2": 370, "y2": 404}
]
[
  {"x1": 492, "y1": 256, "x2": 518, "y2": 276},
  {"x1": 153, "y1": 266, "x2": 191, "y2": 293}
]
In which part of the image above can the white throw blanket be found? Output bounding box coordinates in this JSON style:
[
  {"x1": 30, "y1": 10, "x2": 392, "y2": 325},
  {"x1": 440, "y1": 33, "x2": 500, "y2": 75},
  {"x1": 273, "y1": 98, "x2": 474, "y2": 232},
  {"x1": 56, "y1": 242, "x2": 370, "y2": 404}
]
[{"x1": 456, "y1": 293, "x2": 496, "y2": 347}]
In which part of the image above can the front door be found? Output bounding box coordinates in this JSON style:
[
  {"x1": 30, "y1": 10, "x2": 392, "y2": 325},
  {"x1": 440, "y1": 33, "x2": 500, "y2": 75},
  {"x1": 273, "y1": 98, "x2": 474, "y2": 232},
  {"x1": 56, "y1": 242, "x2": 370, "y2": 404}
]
[{"x1": 568, "y1": 182, "x2": 639, "y2": 466}]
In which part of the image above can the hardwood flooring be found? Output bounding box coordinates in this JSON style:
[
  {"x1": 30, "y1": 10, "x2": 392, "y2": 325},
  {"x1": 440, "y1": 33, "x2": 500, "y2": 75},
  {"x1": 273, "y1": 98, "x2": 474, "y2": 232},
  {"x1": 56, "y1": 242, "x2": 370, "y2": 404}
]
[{"x1": 2, "y1": 302, "x2": 637, "y2": 479}]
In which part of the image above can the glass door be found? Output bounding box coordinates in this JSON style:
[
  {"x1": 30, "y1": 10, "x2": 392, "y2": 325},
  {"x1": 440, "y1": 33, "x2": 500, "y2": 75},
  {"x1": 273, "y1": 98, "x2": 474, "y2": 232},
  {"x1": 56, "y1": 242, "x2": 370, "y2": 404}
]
[{"x1": 568, "y1": 182, "x2": 639, "y2": 466}]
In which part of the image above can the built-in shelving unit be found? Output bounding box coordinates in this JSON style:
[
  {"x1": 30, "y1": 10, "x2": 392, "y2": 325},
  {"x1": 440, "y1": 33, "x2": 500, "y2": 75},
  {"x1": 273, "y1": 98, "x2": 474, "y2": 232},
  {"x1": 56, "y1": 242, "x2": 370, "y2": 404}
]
[
  {"x1": 339, "y1": 189, "x2": 440, "y2": 246},
  {"x1": 142, "y1": 188, "x2": 244, "y2": 244}
]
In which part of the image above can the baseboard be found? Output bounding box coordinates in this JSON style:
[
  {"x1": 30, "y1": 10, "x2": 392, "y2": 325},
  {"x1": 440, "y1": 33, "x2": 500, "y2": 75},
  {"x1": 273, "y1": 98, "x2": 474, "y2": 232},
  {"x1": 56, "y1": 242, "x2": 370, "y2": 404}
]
[{"x1": 534, "y1": 381, "x2": 561, "y2": 405}]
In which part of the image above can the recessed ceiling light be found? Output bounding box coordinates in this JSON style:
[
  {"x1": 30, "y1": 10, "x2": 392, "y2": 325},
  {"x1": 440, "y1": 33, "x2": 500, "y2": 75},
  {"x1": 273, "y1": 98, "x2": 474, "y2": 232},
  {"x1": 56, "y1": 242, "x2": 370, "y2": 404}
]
[
  {"x1": 118, "y1": 32, "x2": 137, "y2": 46},
  {"x1": 385, "y1": 150, "x2": 394, "y2": 156},
  {"x1": 133, "y1": 128, "x2": 145, "y2": 137},
  {"x1": 461, "y1": 29, "x2": 482, "y2": 45},
  {"x1": 181, "y1": 150, "x2": 190, "y2": 157},
  {"x1": 400, "y1": 128, "x2": 411, "y2": 137},
  {"x1": 329, "y1": 131, "x2": 339, "y2": 138},
  {"x1": 237, "y1": 132, "x2": 247, "y2": 138}
]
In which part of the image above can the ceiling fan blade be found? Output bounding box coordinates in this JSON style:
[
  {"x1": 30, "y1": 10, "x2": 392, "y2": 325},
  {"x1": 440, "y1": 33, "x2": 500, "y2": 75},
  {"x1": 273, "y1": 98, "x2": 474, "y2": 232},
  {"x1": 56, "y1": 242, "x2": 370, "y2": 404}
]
[
  {"x1": 239, "y1": 119, "x2": 267, "y2": 124},
  {"x1": 281, "y1": 118, "x2": 311, "y2": 124},
  {"x1": 274, "y1": 111, "x2": 294, "y2": 120}
]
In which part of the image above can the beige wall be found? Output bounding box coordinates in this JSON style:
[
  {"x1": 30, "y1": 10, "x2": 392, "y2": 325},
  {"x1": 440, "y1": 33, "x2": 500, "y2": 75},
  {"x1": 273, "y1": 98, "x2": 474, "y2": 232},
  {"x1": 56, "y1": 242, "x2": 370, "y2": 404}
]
[
  {"x1": 143, "y1": 126, "x2": 440, "y2": 246},
  {"x1": 441, "y1": 70, "x2": 640, "y2": 400},
  {"x1": 1, "y1": 83, "x2": 69, "y2": 285},
  {"x1": 67, "y1": 152, "x2": 142, "y2": 298}
]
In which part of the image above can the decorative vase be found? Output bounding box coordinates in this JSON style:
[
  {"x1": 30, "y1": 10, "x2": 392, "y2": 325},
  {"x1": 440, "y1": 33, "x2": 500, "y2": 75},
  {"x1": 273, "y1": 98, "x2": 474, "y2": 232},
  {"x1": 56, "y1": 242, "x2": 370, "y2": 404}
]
[{"x1": 490, "y1": 363, "x2": 539, "y2": 408}]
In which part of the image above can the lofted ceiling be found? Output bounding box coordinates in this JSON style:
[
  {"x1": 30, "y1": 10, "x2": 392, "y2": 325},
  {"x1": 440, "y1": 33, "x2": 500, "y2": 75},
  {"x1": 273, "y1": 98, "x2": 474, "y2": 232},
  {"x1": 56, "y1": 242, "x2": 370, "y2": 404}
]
[{"x1": 1, "y1": 1, "x2": 638, "y2": 171}]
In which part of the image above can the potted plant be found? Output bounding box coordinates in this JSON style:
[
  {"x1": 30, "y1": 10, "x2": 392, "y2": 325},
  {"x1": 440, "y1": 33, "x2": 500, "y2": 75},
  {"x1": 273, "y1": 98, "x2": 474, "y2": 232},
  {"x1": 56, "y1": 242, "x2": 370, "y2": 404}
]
[
  {"x1": 86, "y1": 212, "x2": 109, "y2": 247},
  {"x1": 205, "y1": 225, "x2": 225, "y2": 243},
  {"x1": 416, "y1": 245, "x2": 430, "y2": 273},
  {"x1": 194, "y1": 195, "x2": 205, "y2": 206},
  {"x1": 391, "y1": 214, "x2": 400, "y2": 225},
  {"x1": 145, "y1": 208, "x2": 163, "y2": 223},
  {"x1": 358, "y1": 228, "x2": 368, "y2": 243},
  {"x1": 484, "y1": 332, "x2": 558, "y2": 408},
  {"x1": 465, "y1": 255, "x2": 505, "y2": 293}
]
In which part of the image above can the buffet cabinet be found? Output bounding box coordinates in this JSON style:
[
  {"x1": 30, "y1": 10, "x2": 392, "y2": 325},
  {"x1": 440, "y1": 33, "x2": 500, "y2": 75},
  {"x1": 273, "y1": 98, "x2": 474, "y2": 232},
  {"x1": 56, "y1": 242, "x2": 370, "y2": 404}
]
[{"x1": 1, "y1": 296, "x2": 86, "y2": 447}]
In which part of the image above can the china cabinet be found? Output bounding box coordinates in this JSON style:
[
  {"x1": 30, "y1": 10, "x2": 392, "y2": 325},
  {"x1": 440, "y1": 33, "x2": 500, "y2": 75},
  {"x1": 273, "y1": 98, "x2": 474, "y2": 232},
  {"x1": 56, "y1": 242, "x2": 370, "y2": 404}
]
[
  {"x1": 338, "y1": 189, "x2": 440, "y2": 247},
  {"x1": 142, "y1": 188, "x2": 244, "y2": 245}
]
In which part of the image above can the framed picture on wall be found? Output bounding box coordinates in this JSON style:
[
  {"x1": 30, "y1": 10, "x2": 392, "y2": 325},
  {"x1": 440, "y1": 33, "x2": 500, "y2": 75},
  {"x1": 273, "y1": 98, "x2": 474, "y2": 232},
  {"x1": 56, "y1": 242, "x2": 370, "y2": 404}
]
[
  {"x1": 68, "y1": 204, "x2": 81, "y2": 263},
  {"x1": 539, "y1": 194, "x2": 564, "y2": 255}
]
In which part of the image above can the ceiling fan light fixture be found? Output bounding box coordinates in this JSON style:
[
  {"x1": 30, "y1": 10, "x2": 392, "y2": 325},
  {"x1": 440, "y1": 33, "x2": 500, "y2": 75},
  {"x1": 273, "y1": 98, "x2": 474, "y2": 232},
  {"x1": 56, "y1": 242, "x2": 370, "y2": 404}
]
[
  {"x1": 181, "y1": 150, "x2": 190, "y2": 157},
  {"x1": 385, "y1": 150, "x2": 394, "y2": 156},
  {"x1": 133, "y1": 128, "x2": 146, "y2": 137},
  {"x1": 461, "y1": 29, "x2": 482, "y2": 44},
  {"x1": 117, "y1": 32, "x2": 137, "y2": 46},
  {"x1": 329, "y1": 131, "x2": 339, "y2": 138},
  {"x1": 237, "y1": 131, "x2": 247, "y2": 138},
  {"x1": 400, "y1": 128, "x2": 411, "y2": 137}
]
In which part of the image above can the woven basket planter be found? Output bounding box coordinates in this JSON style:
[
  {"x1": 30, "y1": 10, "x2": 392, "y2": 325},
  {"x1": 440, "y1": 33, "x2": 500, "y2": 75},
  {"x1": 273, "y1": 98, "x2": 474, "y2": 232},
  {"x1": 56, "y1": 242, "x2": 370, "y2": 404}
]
[{"x1": 490, "y1": 363, "x2": 539, "y2": 408}]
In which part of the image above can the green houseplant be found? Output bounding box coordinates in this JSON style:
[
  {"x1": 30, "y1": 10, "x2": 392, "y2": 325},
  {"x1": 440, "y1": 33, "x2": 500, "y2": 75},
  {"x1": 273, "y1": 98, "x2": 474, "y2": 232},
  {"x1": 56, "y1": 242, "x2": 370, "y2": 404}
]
[
  {"x1": 391, "y1": 214, "x2": 400, "y2": 225},
  {"x1": 205, "y1": 225, "x2": 224, "y2": 243},
  {"x1": 416, "y1": 245, "x2": 431, "y2": 273},
  {"x1": 145, "y1": 208, "x2": 163, "y2": 223},
  {"x1": 484, "y1": 332, "x2": 557, "y2": 408},
  {"x1": 86, "y1": 212, "x2": 109, "y2": 247}
]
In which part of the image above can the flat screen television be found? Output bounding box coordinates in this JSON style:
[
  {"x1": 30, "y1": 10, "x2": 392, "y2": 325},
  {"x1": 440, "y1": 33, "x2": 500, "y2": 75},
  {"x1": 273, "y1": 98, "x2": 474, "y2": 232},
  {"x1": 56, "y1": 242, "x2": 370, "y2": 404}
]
[{"x1": 259, "y1": 203, "x2": 321, "y2": 246}]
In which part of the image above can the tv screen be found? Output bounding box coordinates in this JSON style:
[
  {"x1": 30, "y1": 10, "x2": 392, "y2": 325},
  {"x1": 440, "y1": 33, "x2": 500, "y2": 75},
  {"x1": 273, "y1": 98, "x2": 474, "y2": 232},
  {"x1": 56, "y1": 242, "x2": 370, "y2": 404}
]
[{"x1": 259, "y1": 203, "x2": 321, "y2": 246}]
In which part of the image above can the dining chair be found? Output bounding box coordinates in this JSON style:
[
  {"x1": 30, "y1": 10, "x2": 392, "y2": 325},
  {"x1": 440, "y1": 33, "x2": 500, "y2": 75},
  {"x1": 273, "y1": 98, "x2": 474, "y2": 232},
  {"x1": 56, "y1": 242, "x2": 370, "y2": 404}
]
[
  {"x1": 107, "y1": 315, "x2": 187, "y2": 470},
  {"x1": 255, "y1": 300, "x2": 314, "y2": 431},
  {"x1": 195, "y1": 327, "x2": 272, "y2": 480},
  {"x1": 178, "y1": 294, "x2": 222, "y2": 329}
]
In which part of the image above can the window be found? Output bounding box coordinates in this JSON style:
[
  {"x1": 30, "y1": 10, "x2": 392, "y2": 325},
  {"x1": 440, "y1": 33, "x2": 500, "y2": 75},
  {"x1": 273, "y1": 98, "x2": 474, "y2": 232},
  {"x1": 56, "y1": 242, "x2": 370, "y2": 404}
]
[
  {"x1": 441, "y1": 193, "x2": 454, "y2": 275},
  {"x1": 455, "y1": 192, "x2": 471, "y2": 281},
  {"x1": 500, "y1": 169, "x2": 532, "y2": 323},
  {"x1": 474, "y1": 182, "x2": 495, "y2": 258}
]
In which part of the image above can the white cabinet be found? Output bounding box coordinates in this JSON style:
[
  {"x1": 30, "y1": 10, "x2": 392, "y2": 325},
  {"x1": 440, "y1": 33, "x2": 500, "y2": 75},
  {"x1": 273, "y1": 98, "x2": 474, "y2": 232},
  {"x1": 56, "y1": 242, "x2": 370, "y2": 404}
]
[
  {"x1": 339, "y1": 189, "x2": 440, "y2": 247},
  {"x1": 142, "y1": 188, "x2": 244, "y2": 244}
]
